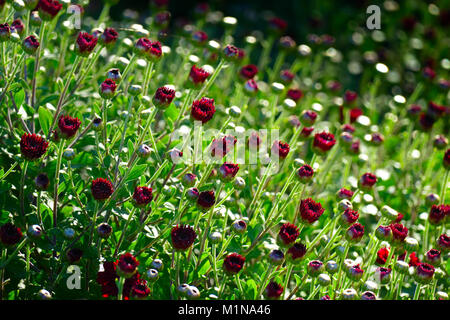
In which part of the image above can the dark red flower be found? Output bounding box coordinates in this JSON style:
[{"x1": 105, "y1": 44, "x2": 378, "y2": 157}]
[
  {"x1": 375, "y1": 225, "x2": 392, "y2": 241},
  {"x1": 286, "y1": 241, "x2": 307, "y2": 263},
  {"x1": 307, "y1": 260, "x2": 324, "y2": 276},
  {"x1": 300, "y1": 110, "x2": 317, "y2": 126},
  {"x1": 58, "y1": 115, "x2": 81, "y2": 139},
  {"x1": 299, "y1": 198, "x2": 324, "y2": 224},
  {"x1": 344, "y1": 90, "x2": 357, "y2": 104},
  {"x1": 265, "y1": 281, "x2": 283, "y2": 299},
  {"x1": 423, "y1": 67, "x2": 436, "y2": 80},
  {"x1": 346, "y1": 223, "x2": 364, "y2": 242},
  {"x1": 191, "y1": 30, "x2": 208, "y2": 46},
  {"x1": 147, "y1": 40, "x2": 162, "y2": 61},
  {"x1": 223, "y1": 253, "x2": 245, "y2": 274},
  {"x1": 91, "y1": 178, "x2": 114, "y2": 201},
  {"x1": 196, "y1": 190, "x2": 215, "y2": 212},
  {"x1": 394, "y1": 212, "x2": 404, "y2": 223},
  {"x1": 280, "y1": 69, "x2": 294, "y2": 83},
  {"x1": 188, "y1": 65, "x2": 210, "y2": 86},
  {"x1": 11, "y1": 19, "x2": 24, "y2": 35},
  {"x1": 371, "y1": 133, "x2": 384, "y2": 146},
  {"x1": 219, "y1": 162, "x2": 239, "y2": 182},
  {"x1": 191, "y1": 97, "x2": 215, "y2": 123},
  {"x1": 239, "y1": 64, "x2": 258, "y2": 80},
  {"x1": 243, "y1": 79, "x2": 258, "y2": 96},
  {"x1": 398, "y1": 251, "x2": 421, "y2": 267},
  {"x1": 171, "y1": 225, "x2": 197, "y2": 251},
  {"x1": 97, "y1": 261, "x2": 119, "y2": 297},
  {"x1": 349, "y1": 108, "x2": 363, "y2": 123},
  {"x1": 359, "y1": 173, "x2": 377, "y2": 190},
  {"x1": 320, "y1": 295, "x2": 331, "y2": 300},
  {"x1": 35, "y1": 172, "x2": 50, "y2": 190},
  {"x1": 296, "y1": 164, "x2": 314, "y2": 183},
  {"x1": 210, "y1": 135, "x2": 236, "y2": 158},
  {"x1": 278, "y1": 223, "x2": 299, "y2": 246},
  {"x1": 268, "y1": 17, "x2": 287, "y2": 33},
  {"x1": 132, "y1": 186, "x2": 153, "y2": 207},
  {"x1": 99, "y1": 78, "x2": 117, "y2": 99},
  {"x1": 0, "y1": 223, "x2": 22, "y2": 246},
  {"x1": 415, "y1": 263, "x2": 435, "y2": 284},
  {"x1": 223, "y1": 44, "x2": 239, "y2": 60},
  {"x1": 130, "y1": 279, "x2": 150, "y2": 299},
  {"x1": 117, "y1": 253, "x2": 139, "y2": 278},
  {"x1": 247, "y1": 131, "x2": 261, "y2": 150},
  {"x1": 425, "y1": 249, "x2": 441, "y2": 266},
  {"x1": 419, "y1": 112, "x2": 436, "y2": 131},
  {"x1": 407, "y1": 104, "x2": 422, "y2": 118},
  {"x1": 271, "y1": 140, "x2": 290, "y2": 159},
  {"x1": 337, "y1": 188, "x2": 354, "y2": 200},
  {"x1": 153, "y1": 86, "x2": 175, "y2": 109},
  {"x1": 313, "y1": 131, "x2": 336, "y2": 153},
  {"x1": 341, "y1": 124, "x2": 355, "y2": 133},
  {"x1": 429, "y1": 204, "x2": 449, "y2": 226},
  {"x1": 37, "y1": 0, "x2": 62, "y2": 21},
  {"x1": 347, "y1": 264, "x2": 364, "y2": 281},
  {"x1": 66, "y1": 248, "x2": 83, "y2": 264},
  {"x1": 300, "y1": 127, "x2": 314, "y2": 139},
  {"x1": 444, "y1": 149, "x2": 450, "y2": 169},
  {"x1": 75, "y1": 32, "x2": 97, "y2": 56},
  {"x1": 134, "y1": 37, "x2": 152, "y2": 56},
  {"x1": 437, "y1": 234, "x2": 450, "y2": 252},
  {"x1": 22, "y1": 35, "x2": 40, "y2": 55},
  {"x1": 20, "y1": 133, "x2": 49, "y2": 161},
  {"x1": 100, "y1": 27, "x2": 118, "y2": 46},
  {"x1": 287, "y1": 88, "x2": 303, "y2": 102},
  {"x1": 390, "y1": 223, "x2": 408, "y2": 244},
  {"x1": 340, "y1": 209, "x2": 359, "y2": 226},
  {"x1": 376, "y1": 247, "x2": 389, "y2": 265}
]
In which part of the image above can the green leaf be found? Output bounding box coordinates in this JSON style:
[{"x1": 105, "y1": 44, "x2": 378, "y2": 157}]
[
  {"x1": 38, "y1": 106, "x2": 53, "y2": 136},
  {"x1": 125, "y1": 164, "x2": 147, "y2": 183},
  {"x1": 245, "y1": 279, "x2": 257, "y2": 299}
]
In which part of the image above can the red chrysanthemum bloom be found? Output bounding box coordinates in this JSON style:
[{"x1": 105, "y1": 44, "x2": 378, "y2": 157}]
[
  {"x1": 117, "y1": 253, "x2": 139, "y2": 278},
  {"x1": 66, "y1": 248, "x2": 83, "y2": 264},
  {"x1": 58, "y1": 115, "x2": 81, "y2": 139},
  {"x1": 134, "y1": 37, "x2": 152, "y2": 55},
  {"x1": 239, "y1": 64, "x2": 258, "y2": 80},
  {"x1": 394, "y1": 212, "x2": 404, "y2": 223},
  {"x1": 280, "y1": 69, "x2": 294, "y2": 84},
  {"x1": 359, "y1": 172, "x2": 377, "y2": 190},
  {"x1": 340, "y1": 209, "x2": 359, "y2": 226},
  {"x1": 300, "y1": 110, "x2": 318, "y2": 126},
  {"x1": 268, "y1": 17, "x2": 287, "y2": 33},
  {"x1": 376, "y1": 247, "x2": 389, "y2": 265},
  {"x1": 37, "y1": 0, "x2": 62, "y2": 21},
  {"x1": 219, "y1": 162, "x2": 239, "y2": 182},
  {"x1": 191, "y1": 30, "x2": 208, "y2": 46},
  {"x1": 210, "y1": 135, "x2": 236, "y2": 158},
  {"x1": 20, "y1": 133, "x2": 49, "y2": 161},
  {"x1": 300, "y1": 127, "x2": 314, "y2": 140},
  {"x1": 11, "y1": 19, "x2": 24, "y2": 35},
  {"x1": 91, "y1": 178, "x2": 114, "y2": 201},
  {"x1": 415, "y1": 263, "x2": 435, "y2": 284},
  {"x1": 428, "y1": 204, "x2": 449, "y2": 226},
  {"x1": 265, "y1": 281, "x2": 283, "y2": 299},
  {"x1": 75, "y1": 32, "x2": 97, "y2": 56},
  {"x1": 132, "y1": 186, "x2": 153, "y2": 207},
  {"x1": 0, "y1": 223, "x2": 22, "y2": 246},
  {"x1": 147, "y1": 40, "x2": 162, "y2": 61},
  {"x1": 97, "y1": 261, "x2": 119, "y2": 297},
  {"x1": 346, "y1": 223, "x2": 364, "y2": 242},
  {"x1": 296, "y1": 164, "x2": 314, "y2": 183},
  {"x1": 347, "y1": 264, "x2": 364, "y2": 281},
  {"x1": 300, "y1": 198, "x2": 324, "y2": 224},
  {"x1": 344, "y1": 90, "x2": 357, "y2": 104},
  {"x1": 100, "y1": 27, "x2": 119, "y2": 46},
  {"x1": 191, "y1": 97, "x2": 215, "y2": 123},
  {"x1": 408, "y1": 252, "x2": 421, "y2": 267},
  {"x1": 425, "y1": 249, "x2": 441, "y2": 266},
  {"x1": 349, "y1": 108, "x2": 363, "y2": 123},
  {"x1": 196, "y1": 190, "x2": 215, "y2": 212},
  {"x1": 444, "y1": 149, "x2": 450, "y2": 169},
  {"x1": 437, "y1": 234, "x2": 450, "y2": 252},
  {"x1": 223, "y1": 253, "x2": 245, "y2": 275},
  {"x1": 427, "y1": 101, "x2": 446, "y2": 118},
  {"x1": 390, "y1": 223, "x2": 408, "y2": 245},
  {"x1": 271, "y1": 140, "x2": 290, "y2": 159},
  {"x1": 277, "y1": 223, "x2": 300, "y2": 246},
  {"x1": 99, "y1": 78, "x2": 117, "y2": 99},
  {"x1": 287, "y1": 88, "x2": 303, "y2": 102},
  {"x1": 153, "y1": 86, "x2": 175, "y2": 109},
  {"x1": 419, "y1": 112, "x2": 436, "y2": 131},
  {"x1": 313, "y1": 131, "x2": 336, "y2": 153},
  {"x1": 22, "y1": 35, "x2": 40, "y2": 55},
  {"x1": 223, "y1": 44, "x2": 239, "y2": 60},
  {"x1": 171, "y1": 225, "x2": 197, "y2": 251},
  {"x1": 286, "y1": 241, "x2": 307, "y2": 263},
  {"x1": 130, "y1": 279, "x2": 150, "y2": 299},
  {"x1": 188, "y1": 65, "x2": 210, "y2": 86},
  {"x1": 337, "y1": 188, "x2": 354, "y2": 200}
]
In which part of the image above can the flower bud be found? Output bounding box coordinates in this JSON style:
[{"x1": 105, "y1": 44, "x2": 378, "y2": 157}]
[
  {"x1": 231, "y1": 220, "x2": 247, "y2": 234},
  {"x1": 146, "y1": 268, "x2": 159, "y2": 282},
  {"x1": 182, "y1": 173, "x2": 197, "y2": 188},
  {"x1": 0, "y1": 23, "x2": 10, "y2": 42},
  {"x1": 97, "y1": 222, "x2": 112, "y2": 239},
  {"x1": 128, "y1": 85, "x2": 142, "y2": 96},
  {"x1": 338, "y1": 199, "x2": 353, "y2": 211},
  {"x1": 186, "y1": 187, "x2": 199, "y2": 202},
  {"x1": 404, "y1": 237, "x2": 419, "y2": 252},
  {"x1": 345, "y1": 223, "x2": 364, "y2": 242},
  {"x1": 22, "y1": 35, "x2": 40, "y2": 55},
  {"x1": 375, "y1": 225, "x2": 392, "y2": 241},
  {"x1": 346, "y1": 264, "x2": 364, "y2": 281},
  {"x1": 28, "y1": 224, "x2": 42, "y2": 238},
  {"x1": 433, "y1": 135, "x2": 448, "y2": 150},
  {"x1": 63, "y1": 148, "x2": 76, "y2": 160},
  {"x1": 233, "y1": 177, "x2": 245, "y2": 190},
  {"x1": 30, "y1": 11, "x2": 42, "y2": 26},
  {"x1": 63, "y1": 227, "x2": 75, "y2": 239},
  {"x1": 243, "y1": 79, "x2": 258, "y2": 96},
  {"x1": 99, "y1": 79, "x2": 117, "y2": 99},
  {"x1": 38, "y1": 289, "x2": 52, "y2": 300},
  {"x1": 414, "y1": 262, "x2": 435, "y2": 284},
  {"x1": 360, "y1": 291, "x2": 377, "y2": 300},
  {"x1": 337, "y1": 188, "x2": 354, "y2": 200},
  {"x1": 425, "y1": 193, "x2": 440, "y2": 206},
  {"x1": 424, "y1": 249, "x2": 441, "y2": 266},
  {"x1": 394, "y1": 260, "x2": 410, "y2": 275},
  {"x1": 35, "y1": 173, "x2": 50, "y2": 190},
  {"x1": 325, "y1": 260, "x2": 338, "y2": 274},
  {"x1": 381, "y1": 205, "x2": 399, "y2": 221},
  {"x1": 177, "y1": 283, "x2": 190, "y2": 296},
  {"x1": 271, "y1": 82, "x2": 285, "y2": 94},
  {"x1": 296, "y1": 165, "x2": 314, "y2": 183},
  {"x1": 151, "y1": 259, "x2": 163, "y2": 270},
  {"x1": 362, "y1": 280, "x2": 378, "y2": 292},
  {"x1": 227, "y1": 106, "x2": 241, "y2": 118},
  {"x1": 307, "y1": 260, "x2": 324, "y2": 277},
  {"x1": 341, "y1": 288, "x2": 357, "y2": 300},
  {"x1": 358, "y1": 173, "x2": 377, "y2": 191},
  {"x1": 138, "y1": 144, "x2": 152, "y2": 159},
  {"x1": 209, "y1": 231, "x2": 222, "y2": 244},
  {"x1": 374, "y1": 267, "x2": 391, "y2": 284},
  {"x1": 268, "y1": 249, "x2": 285, "y2": 265},
  {"x1": 92, "y1": 117, "x2": 103, "y2": 132},
  {"x1": 317, "y1": 273, "x2": 331, "y2": 286}
]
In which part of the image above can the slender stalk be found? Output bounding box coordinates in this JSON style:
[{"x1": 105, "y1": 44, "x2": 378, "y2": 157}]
[
  {"x1": 19, "y1": 161, "x2": 29, "y2": 225},
  {"x1": 52, "y1": 140, "x2": 66, "y2": 241}
]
